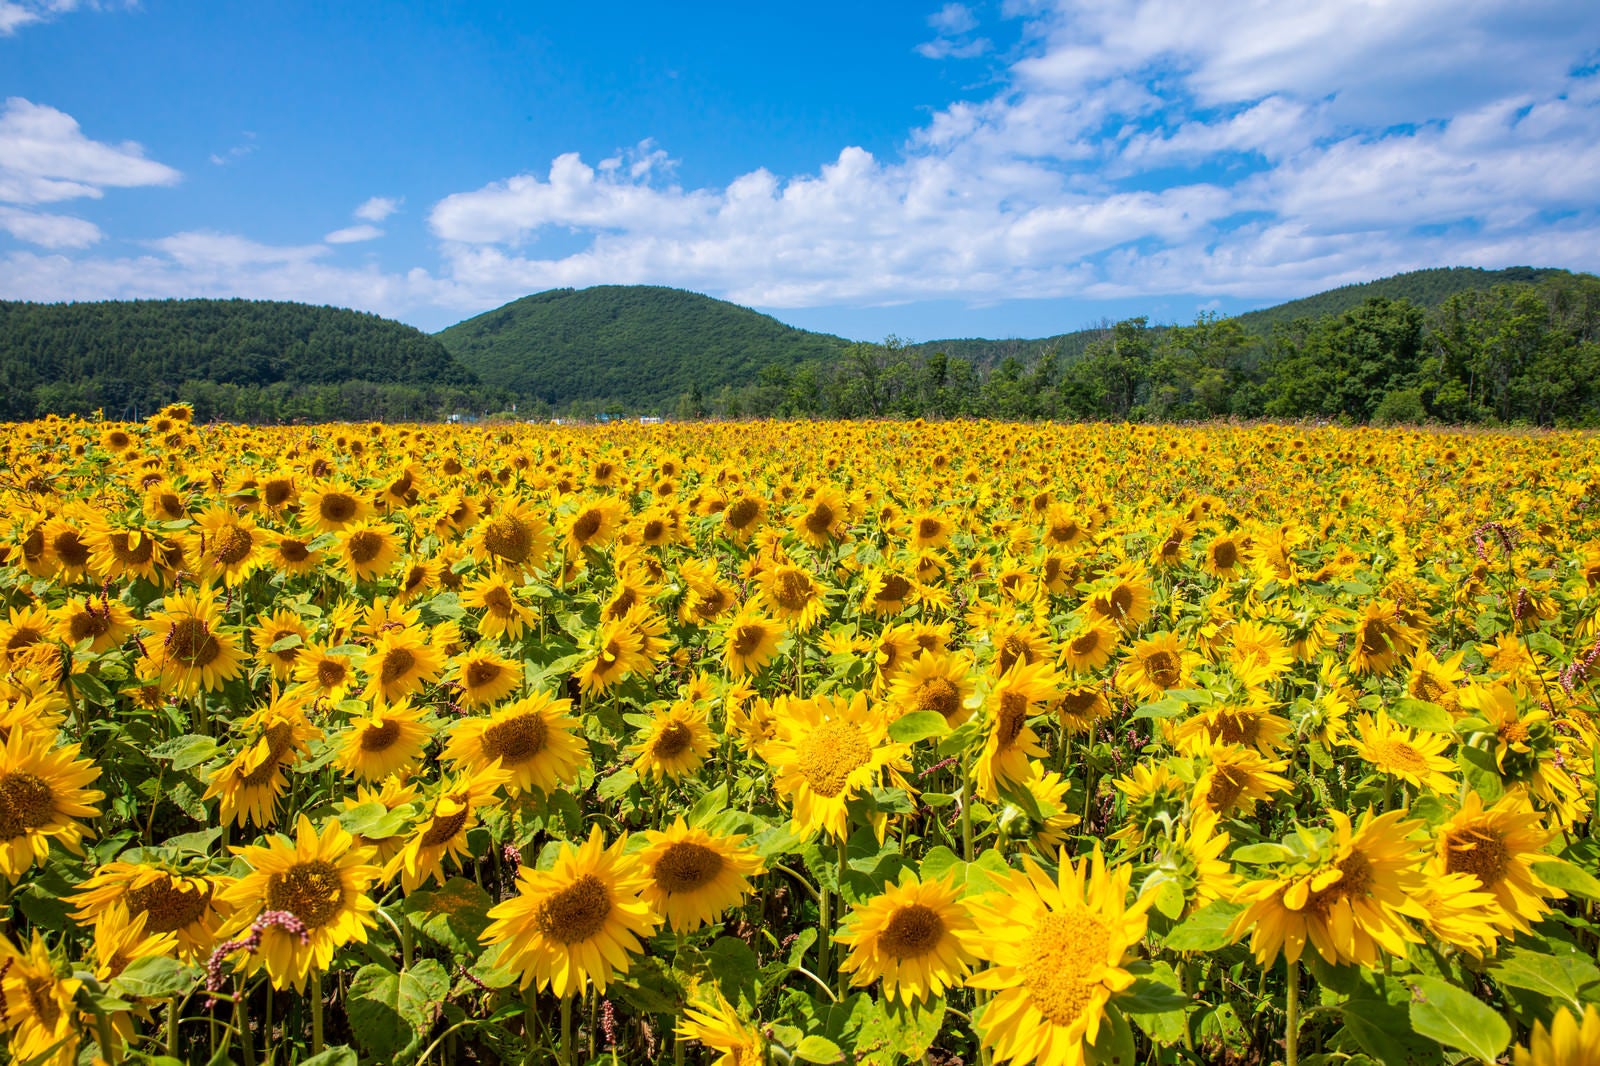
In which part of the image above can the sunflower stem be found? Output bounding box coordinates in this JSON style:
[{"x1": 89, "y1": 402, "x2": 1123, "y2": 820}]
[
  {"x1": 835, "y1": 833, "x2": 850, "y2": 998},
  {"x1": 817, "y1": 881, "x2": 833, "y2": 985},
  {"x1": 522, "y1": 984, "x2": 540, "y2": 1066},
  {"x1": 236, "y1": 973, "x2": 256, "y2": 1066},
  {"x1": 92, "y1": 1003, "x2": 118, "y2": 1064},
  {"x1": 1285, "y1": 957, "x2": 1300, "y2": 1066},
  {"x1": 311, "y1": 969, "x2": 325, "y2": 1056},
  {"x1": 560, "y1": 993, "x2": 574, "y2": 1066},
  {"x1": 960, "y1": 755, "x2": 975, "y2": 863},
  {"x1": 166, "y1": 995, "x2": 180, "y2": 1058}
]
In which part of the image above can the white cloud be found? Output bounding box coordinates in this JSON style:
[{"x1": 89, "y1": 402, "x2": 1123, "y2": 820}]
[
  {"x1": 325, "y1": 223, "x2": 384, "y2": 244},
  {"x1": 0, "y1": 205, "x2": 101, "y2": 248},
  {"x1": 0, "y1": 0, "x2": 131, "y2": 36},
  {"x1": 929, "y1": 2, "x2": 978, "y2": 35},
  {"x1": 0, "y1": 98, "x2": 180, "y2": 205},
  {"x1": 354, "y1": 196, "x2": 401, "y2": 222},
  {"x1": 917, "y1": 1, "x2": 990, "y2": 59}
]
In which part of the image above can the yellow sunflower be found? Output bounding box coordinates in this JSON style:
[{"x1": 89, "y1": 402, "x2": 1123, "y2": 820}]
[
  {"x1": 964, "y1": 847, "x2": 1149, "y2": 1066},
  {"x1": 1115, "y1": 631, "x2": 1200, "y2": 703},
  {"x1": 336, "y1": 519, "x2": 401, "y2": 583},
  {"x1": 70, "y1": 861, "x2": 232, "y2": 960},
  {"x1": 291, "y1": 641, "x2": 361, "y2": 703},
  {"x1": 837, "y1": 871, "x2": 978, "y2": 1005},
  {"x1": 302, "y1": 480, "x2": 372, "y2": 532},
  {"x1": 1191, "y1": 740, "x2": 1293, "y2": 818},
  {"x1": 1349, "y1": 713, "x2": 1457, "y2": 794},
  {"x1": 0, "y1": 726, "x2": 104, "y2": 880},
  {"x1": 450, "y1": 646, "x2": 523, "y2": 707},
  {"x1": 629, "y1": 701, "x2": 716, "y2": 782},
  {"x1": 461, "y1": 572, "x2": 538, "y2": 642},
  {"x1": 387, "y1": 763, "x2": 510, "y2": 892},
  {"x1": 764, "y1": 691, "x2": 912, "y2": 842},
  {"x1": 977, "y1": 658, "x2": 1059, "y2": 800},
  {"x1": 250, "y1": 607, "x2": 311, "y2": 679},
  {"x1": 756, "y1": 562, "x2": 830, "y2": 631},
  {"x1": 676, "y1": 993, "x2": 767, "y2": 1066},
  {"x1": 1058, "y1": 618, "x2": 1119, "y2": 675},
  {"x1": 362, "y1": 626, "x2": 445, "y2": 705},
  {"x1": 335, "y1": 698, "x2": 432, "y2": 782},
  {"x1": 50, "y1": 595, "x2": 134, "y2": 654},
  {"x1": 444, "y1": 689, "x2": 590, "y2": 796},
  {"x1": 886, "y1": 650, "x2": 976, "y2": 728},
  {"x1": 563, "y1": 496, "x2": 626, "y2": 556},
  {"x1": 638, "y1": 817, "x2": 764, "y2": 932},
  {"x1": 203, "y1": 690, "x2": 321, "y2": 827},
  {"x1": 143, "y1": 585, "x2": 245, "y2": 696},
  {"x1": 471, "y1": 497, "x2": 555, "y2": 575},
  {"x1": 722, "y1": 608, "x2": 783, "y2": 679},
  {"x1": 481, "y1": 826, "x2": 660, "y2": 998},
  {"x1": 218, "y1": 815, "x2": 381, "y2": 991},
  {"x1": 188, "y1": 504, "x2": 265, "y2": 586},
  {"x1": 1432, "y1": 791, "x2": 1562, "y2": 937},
  {"x1": 0, "y1": 931, "x2": 83, "y2": 1066},
  {"x1": 1511, "y1": 1005, "x2": 1600, "y2": 1066}
]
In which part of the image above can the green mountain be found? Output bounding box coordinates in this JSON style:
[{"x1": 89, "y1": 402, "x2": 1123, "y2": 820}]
[
  {"x1": 435, "y1": 284, "x2": 850, "y2": 411},
  {"x1": 0, "y1": 298, "x2": 483, "y2": 421},
  {"x1": 1231, "y1": 266, "x2": 1571, "y2": 332}
]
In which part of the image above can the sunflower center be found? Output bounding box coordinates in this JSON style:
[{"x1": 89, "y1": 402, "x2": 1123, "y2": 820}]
[
  {"x1": 67, "y1": 609, "x2": 111, "y2": 642},
  {"x1": 572, "y1": 509, "x2": 604, "y2": 543},
  {"x1": 731, "y1": 625, "x2": 769, "y2": 658},
  {"x1": 1070, "y1": 631, "x2": 1102, "y2": 656},
  {"x1": 643, "y1": 519, "x2": 667, "y2": 542},
  {"x1": 1020, "y1": 909, "x2": 1112, "y2": 1027},
  {"x1": 127, "y1": 877, "x2": 211, "y2": 933},
  {"x1": 915, "y1": 678, "x2": 962, "y2": 722},
  {"x1": 533, "y1": 873, "x2": 612, "y2": 943},
  {"x1": 317, "y1": 658, "x2": 348, "y2": 687},
  {"x1": 214, "y1": 525, "x2": 254, "y2": 565},
  {"x1": 482, "y1": 713, "x2": 549, "y2": 763},
  {"x1": 997, "y1": 691, "x2": 1030, "y2": 748},
  {"x1": 1360, "y1": 619, "x2": 1393, "y2": 657},
  {"x1": 158, "y1": 492, "x2": 184, "y2": 517},
  {"x1": 319, "y1": 493, "x2": 359, "y2": 524},
  {"x1": 4, "y1": 626, "x2": 42, "y2": 653},
  {"x1": 1302, "y1": 851, "x2": 1374, "y2": 916},
  {"x1": 917, "y1": 517, "x2": 942, "y2": 540},
  {"x1": 796, "y1": 720, "x2": 871, "y2": 798},
  {"x1": 266, "y1": 859, "x2": 346, "y2": 929},
  {"x1": 111, "y1": 531, "x2": 155, "y2": 565},
  {"x1": 651, "y1": 841, "x2": 725, "y2": 892},
  {"x1": 1372, "y1": 739, "x2": 1429, "y2": 774},
  {"x1": 263, "y1": 479, "x2": 294, "y2": 508},
  {"x1": 465, "y1": 659, "x2": 506, "y2": 688},
  {"x1": 483, "y1": 515, "x2": 534, "y2": 564},
  {"x1": 726, "y1": 499, "x2": 759, "y2": 530},
  {"x1": 23, "y1": 973, "x2": 61, "y2": 1029},
  {"x1": 379, "y1": 648, "x2": 416, "y2": 684},
  {"x1": 1410, "y1": 674, "x2": 1446, "y2": 703},
  {"x1": 1444, "y1": 826, "x2": 1510, "y2": 887},
  {"x1": 1212, "y1": 541, "x2": 1238, "y2": 570},
  {"x1": 482, "y1": 586, "x2": 514, "y2": 615},
  {"x1": 360, "y1": 719, "x2": 401, "y2": 752},
  {"x1": 880, "y1": 903, "x2": 946, "y2": 958},
  {"x1": 1208, "y1": 711, "x2": 1259, "y2": 747},
  {"x1": 1206, "y1": 766, "x2": 1247, "y2": 812},
  {"x1": 52, "y1": 530, "x2": 90, "y2": 568},
  {"x1": 278, "y1": 538, "x2": 311, "y2": 564},
  {"x1": 1057, "y1": 688, "x2": 1103, "y2": 718},
  {"x1": 167, "y1": 617, "x2": 220, "y2": 667},
  {"x1": 21, "y1": 527, "x2": 44, "y2": 562},
  {"x1": 421, "y1": 808, "x2": 471, "y2": 847},
  {"x1": 1499, "y1": 721, "x2": 1530, "y2": 744},
  {"x1": 1143, "y1": 650, "x2": 1181, "y2": 689},
  {"x1": 804, "y1": 504, "x2": 836, "y2": 536},
  {"x1": 651, "y1": 721, "x2": 694, "y2": 759},
  {"x1": 347, "y1": 531, "x2": 384, "y2": 565},
  {"x1": 772, "y1": 570, "x2": 815, "y2": 611},
  {"x1": 0, "y1": 771, "x2": 56, "y2": 838}
]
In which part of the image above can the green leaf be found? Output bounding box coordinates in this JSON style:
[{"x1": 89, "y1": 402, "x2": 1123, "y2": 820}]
[
  {"x1": 148, "y1": 734, "x2": 219, "y2": 771},
  {"x1": 703, "y1": 936, "x2": 761, "y2": 1004},
  {"x1": 688, "y1": 784, "x2": 730, "y2": 826},
  {"x1": 1407, "y1": 976, "x2": 1511, "y2": 1063},
  {"x1": 547, "y1": 789, "x2": 584, "y2": 837},
  {"x1": 346, "y1": 959, "x2": 450, "y2": 1061},
  {"x1": 887, "y1": 710, "x2": 949, "y2": 744},
  {"x1": 336, "y1": 801, "x2": 410, "y2": 840},
  {"x1": 1085, "y1": 1003, "x2": 1137, "y2": 1066},
  {"x1": 596, "y1": 768, "x2": 638, "y2": 802},
  {"x1": 296, "y1": 1048, "x2": 359, "y2": 1066},
  {"x1": 1124, "y1": 962, "x2": 1188, "y2": 1046},
  {"x1": 1230, "y1": 843, "x2": 1295, "y2": 864},
  {"x1": 1341, "y1": 993, "x2": 1442, "y2": 1066},
  {"x1": 1533, "y1": 859, "x2": 1600, "y2": 902},
  {"x1": 1457, "y1": 746, "x2": 1505, "y2": 802},
  {"x1": 794, "y1": 1036, "x2": 843, "y2": 1064},
  {"x1": 865, "y1": 998, "x2": 946, "y2": 1059},
  {"x1": 1387, "y1": 698, "x2": 1453, "y2": 732},
  {"x1": 1118, "y1": 976, "x2": 1189, "y2": 1015},
  {"x1": 1163, "y1": 901, "x2": 1244, "y2": 952},
  {"x1": 266, "y1": 633, "x2": 303, "y2": 653},
  {"x1": 1489, "y1": 949, "x2": 1591, "y2": 1011},
  {"x1": 1132, "y1": 698, "x2": 1188, "y2": 720},
  {"x1": 110, "y1": 956, "x2": 200, "y2": 999},
  {"x1": 402, "y1": 878, "x2": 493, "y2": 956}
]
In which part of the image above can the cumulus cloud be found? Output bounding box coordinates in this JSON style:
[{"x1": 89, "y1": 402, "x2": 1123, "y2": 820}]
[
  {"x1": 0, "y1": 205, "x2": 100, "y2": 248},
  {"x1": 0, "y1": 97, "x2": 180, "y2": 206},
  {"x1": 354, "y1": 196, "x2": 401, "y2": 222},
  {"x1": 917, "y1": 2, "x2": 990, "y2": 59},
  {"x1": 325, "y1": 223, "x2": 384, "y2": 244},
  {"x1": 0, "y1": 0, "x2": 131, "y2": 36}
]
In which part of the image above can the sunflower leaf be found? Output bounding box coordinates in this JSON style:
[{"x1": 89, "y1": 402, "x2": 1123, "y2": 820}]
[
  {"x1": 887, "y1": 710, "x2": 948, "y2": 745},
  {"x1": 1162, "y1": 900, "x2": 1245, "y2": 952},
  {"x1": 1386, "y1": 698, "x2": 1453, "y2": 732},
  {"x1": 793, "y1": 1036, "x2": 843, "y2": 1064},
  {"x1": 1532, "y1": 859, "x2": 1600, "y2": 901},
  {"x1": 1406, "y1": 975, "x2": 1510, "y2": 1062}
]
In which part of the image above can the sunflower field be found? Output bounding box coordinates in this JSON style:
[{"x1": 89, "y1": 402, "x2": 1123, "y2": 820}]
[{"x1": 0, "y1": 410, "x2": 1598, "y2": 1066}]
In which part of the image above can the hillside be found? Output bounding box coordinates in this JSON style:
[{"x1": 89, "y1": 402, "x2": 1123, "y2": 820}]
[
  {"x1": 0, "y1": 298, "x2": 481, "y2": 420},
  {"x1": 1231, "y1": 266, "x2": 1572, "y2": 332},
  {"x1": 435, "y1": 285, "x2": 850, "y2": 410}
]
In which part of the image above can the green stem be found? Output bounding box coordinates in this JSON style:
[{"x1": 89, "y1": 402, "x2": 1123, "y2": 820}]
[
  {"x1": 166, "y1": 995, "x2": 180, "y2": 1058},
  {"x1": 311, "y1": 970, "x2": 325, "y2": 1056},
  {"x1": 92, "y1": 1006, "x2": 118, "y2": 1065},
  {"x1": 817, "y1": 879, "x2": 832, "y2": 985},
  {"x1": 523, "y1": 984, "x2": 540, "y2": 1066},
  {"x1": 561, "y1": 994, "x2": 574, "y2": 1066},
  {"x1": 236, "y1": 974, "x2": 255, "y2": 1066},
  {"x1": 960, "y1": 756, "x2": 975, "y2": 863},
  {"x1": 835, "y1": 833, "x2": 851, "y2": 998},
  {"x1": 1286, "y1": 957, "x2": 1300, "y2": 1066}
]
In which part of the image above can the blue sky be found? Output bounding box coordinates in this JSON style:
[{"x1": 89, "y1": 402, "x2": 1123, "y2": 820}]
[{"x1": 2, "y1": 0, "x2": 1598, "y2": 340}]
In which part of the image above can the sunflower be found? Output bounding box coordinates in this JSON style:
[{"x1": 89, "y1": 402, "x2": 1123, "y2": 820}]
[
  {"x1": 638, "y1": 817, "x2": 763, "y2": 932},
  {"x1": 1201, "y1": 531, "x2": 1250, "y2": 580},
  {"x1": 218, "y1": 815, "x2": 381, "y2": 991},
  {"x1": 335, "y1": 519, "x2": 400, "y2": 583},
  {"x1": 837, "y1": 871, "x2": 978, "y2": 1005},
  {"x1": 886, "y1": 650, "x2": 975, "y2": 728},
  {"x1": 144, "y1": 585, "x2": 245, "y2": 696},
  {"x1": 1511, "y1": 1005, "x2": 1600, "y2": 1066},
  {"x1": 450, "y1": 646, "x2": 522, "y2": 707},
  {"x1": 1147, "y1": 807, "x2": 1238, "y2": 915},
  {"x1": 481, "y1": 826, "x2": 660, "y2": 998},
  {"x1": 563, "y1": 496, "x2": 625, "y2": 555},
  {"x1": 142, "y1": 480, "x2": 190, "y2": 523},
  {"x1": 1224, "y1": 619, "x2": 1295, "y2": 680},
  {"x1": 0, "y1": 726, "x2": 104, "y2": 881},
  {"x1": 188, "y1": 504, "x2": 265, "y2": 586},
  {"x1": 1406, "y1": 648, "x2": 1467, "y2": 715},
  {"x1": 82, "y1": 519, "x2": 168, "y2": 584},
  {"x1": 1083, "y1": 573, "x2": 1154, "y2": 630},
  {"x1": 1039, "y1": 506, "x2": 1092, "y2": 550},
  {"x1": 765, "y1": 691, "x2": 913, "y2": 842},
  {"x1": 1115, "y1": 631, "x2": 1200, "y2": 703},
  {"x1": 303, "y1": 481, "x2": 372, "y2": 532},
  {"x1": 1348, "y1": 713, "x2": 1457, "y2": 794},
  {"x1": 1415, "y1": 872, "x2": 1501, "y2": 959},
  {"x1": 793, "y1": 487, "x2": 850, "y2": 548},
  {"x1": 908, "y1": 511, "x2": 953, "y2": 552},
  {"x1": 575, "y1": 616, "x2": 653, "y2": 697},
  {"x1": 1014, "y1": 764, "x2": 1081, "y2": 854},
  {"x1": 861, "y1": 568, "x2": 919, "y2": 617},
  {"x1": 722, "y1": 609, "x2": 783, "y2": 679},
  {"x1": 444, "y1": 690, "x2": 590, "y2": 795},
  {"x1": 629, "y1": 701, "x2": 715, "y2": 782},
  {"x1": 756, "y1": 562, "x2": 830, "y2": 631},
  {"x1": 1348, "y1": 600, "x2": 1421, "y2": 677},
  {"x1": 1460, "y1": 683, "x2": 1587, "y2": 823},
  {"x1": 40, "y1": 510, "x2": 94, "y2": 583},
  {"x1": 989, "y1": 619, "x2": 1052, "y2": 676},
  {"x1": 335, "y1": 698, "x2": 432, "y2": 782},
  {"x1": 0, "y1": 931, "x2": 83, "y2": 1066},
  {"x1": 1191, "y1": 740, "x2": 1293, "y2": 817},
  {"x1": 1432, "y1": 791, "x2": 1561, "y2": 936},
  {"x1": 1058, "y1": 618, "x2": 1119, "y2": 675},
  {"x1": 1228, "y1": 809, "x2": 1429, "y2": 968},
  {"x1": 387, "y1": 763, "x2": 510, "y2": 892},
  {"x1": 203, "y1": 690, "x2": 321, "y2": 827},
  {"x1": 1172, "y1": 703, "x2": 1292, "y2": 757},
  {"x1": 977, "y1": 658, "x2": 1059, "y2": 800},
  {"x1": 266, "y1": 529, "x2": 324, "y2": 577},
  {"x1": 0, "y1": 604, "x2": 52, "y2": 670},
  {"x1": 362, "y1": 626, "x2": 445, "y2": 705},
  {"x1": 291, "y1": 642, "x2": 361, "y2": 703},
  {"x1": 676, "y1": 994, "x2": 768, "y2": 1066},
  {"x1": 250, "y1": 607, "x2": 310, "y2": 679},
  {"x1": 91, "y1": 905, "x2": 181, "y2": 984},
  {"x1": 70, "y1": 861, "x2": 232, "y2": 960},
  {"x1": 964, "y1": 847, "x2": 1149, "y2": 1066},
  {"x1": 1053, "y1": 682, "x2": 1113, "y2": 737},
  {"x1": 471, "y1": 498, "x2": 555, "y2": 575},
  {"x1": 462, "y1": 572, "x2": 537, "y2": 641}
]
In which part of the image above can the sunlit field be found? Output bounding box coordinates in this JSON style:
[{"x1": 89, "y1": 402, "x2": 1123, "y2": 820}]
[{"x1": 1, "y1": 411, "x2": 1597, "y2": 1066}]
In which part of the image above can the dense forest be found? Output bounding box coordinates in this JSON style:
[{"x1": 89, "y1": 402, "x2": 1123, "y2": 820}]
[
  {"x1": 0, "y1": 298, "x2": 492, "y2": 421},
  {"x1": 679, "y1": 271, "x2": 1600, "y2": 426},
  {"x1": 437, "y1": 284, "x2": 850, "y2": 408}
]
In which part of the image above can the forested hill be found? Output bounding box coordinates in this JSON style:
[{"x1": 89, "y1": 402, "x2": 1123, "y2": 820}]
[
  {"x1": 435, "y1": 285, "x2": 850, "y2": 408},
  {"x1": 0, "y1": 298, "x2": 487, "y2": 421}
]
